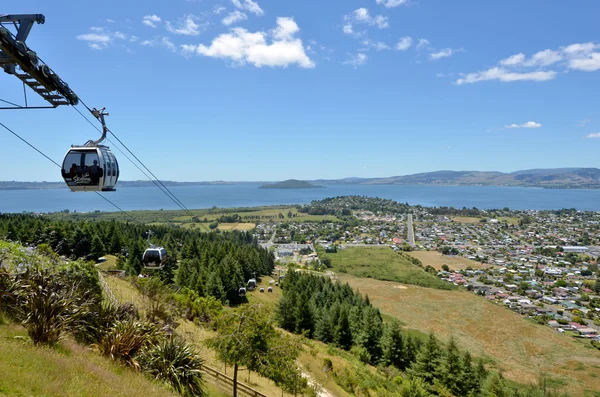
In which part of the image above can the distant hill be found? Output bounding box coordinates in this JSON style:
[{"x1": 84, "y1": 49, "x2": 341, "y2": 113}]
[
  {"x1": 314, "y1": 168, "x2": 600, "y2": 189},
  {"x1": 259, "y1": 179, "x2": 324, "y2": 189},
  {"x1": 3, "y1": 168, "x2": 600, "y2": 190}
]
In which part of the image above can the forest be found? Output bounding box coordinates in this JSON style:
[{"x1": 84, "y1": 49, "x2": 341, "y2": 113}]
[{"x1": 0, "y1": 213, "x2": 274, "y2": 305}]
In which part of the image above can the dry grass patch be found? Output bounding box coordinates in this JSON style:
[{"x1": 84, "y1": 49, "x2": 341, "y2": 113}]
[
  {"x1": 407, "y1": 251, "x2": 489, "y2": 271},
  {"x1": 217, "y1": 222, "x2": 256, "y2": 231},
  {"x1": 337, "y1": 274, "x2": 600, "y2": 396}
]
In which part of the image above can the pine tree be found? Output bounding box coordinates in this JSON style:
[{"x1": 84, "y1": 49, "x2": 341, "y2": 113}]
[
  {"x1": 90, "y1": 234, "x2": 106, "y2": 261},
  {"x1": 440, "y1": 337, "x2": 462, "y2": 395},
  {"x1": 356, "y1": 306, "x2": 383, "y2": 363},
  {"x1": 294, "y1": 292, "x2": 314, "y2": 337},
  {"x1": 409, "y1": 333, "x2": 442, "y2": 385},
  {"x1": 333, "y1": 308, "x2": 352, "y2": 350},
  {"x1": 379, "y1": 320, "x2": 404, "y2": 369},
  {"x1": 481, "y1": 372, "x2": 508, "y2": 397},
  {"x1": 458, "y1": 351, "x2": 480, "y2": 396},
  {"x1": 314, "y1": 309, "x2": 333, "y2": 344}
]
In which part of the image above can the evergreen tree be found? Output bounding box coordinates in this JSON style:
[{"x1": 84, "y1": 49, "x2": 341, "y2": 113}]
[
  {"x1": 294, "y1": 292, "x2": 314, "y2": 337},
  {"x1": 440, "y1": 337, "x2": 462, "y2": 395},
  {"x1": 356, "y1": 306, "x2": 383, "y2": 363},
  {"x1": 409, "y1": 333, "x2": 442, "y2": 385},
  {"x1": 90, "y1": 234, "x2": 106, "y2": 261},
  {"x1": 379, "y1": 320, "x2": 404, "y2": 369},
  {"x1": 314, "y1": 309, "x2": 333, "y2": 344},
  {"x1": 458, "y1": 351, "x2": 480, "y2": 396},
  {"x1": 333, "y1": 308, "x2": 352, "y2": 350},
  {"x1": 481, "y1": 372, "x2": 508, "y2": 397},
  {"x1": 205, "y1": 272, "x2": 226, "y2": 303}
]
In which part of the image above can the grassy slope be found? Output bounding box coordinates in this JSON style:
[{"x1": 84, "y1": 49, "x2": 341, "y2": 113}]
[
  {"x1": 324, "y1": 246, "x2": 453, "y2": 289},
  {"x1": 337, "y1": 274, "x2": 600, "y2": 396},
  {"x1": 0, "y1": 322, "x2": 179, "y2": 397},
  {"x1": 407, "y1": 251, "x2": 489, "y2": 271}
]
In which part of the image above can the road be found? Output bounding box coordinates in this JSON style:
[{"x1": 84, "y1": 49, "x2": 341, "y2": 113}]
[{"x1": 407, "y1": 214, "x2": 416, "y2": 247}]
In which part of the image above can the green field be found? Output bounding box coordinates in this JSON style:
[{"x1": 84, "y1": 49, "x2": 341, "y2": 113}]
[
  {"x1": 322, "y1": 246, "x2": 454, "y2": 289},
  {"x1": 48, "y1": 206, "x2": 338, "y2": 227}
]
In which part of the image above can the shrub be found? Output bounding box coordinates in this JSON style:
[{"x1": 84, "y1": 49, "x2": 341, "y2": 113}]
[
  {"x1": 16, "y1": 269, "x2": 79, "y2": 346},
  {"x1": 96, "y1": 320, "x2": 161, "y2": 369},
  {"x1": 139, "y1": 336, "x2": 205, "y2": 397}
]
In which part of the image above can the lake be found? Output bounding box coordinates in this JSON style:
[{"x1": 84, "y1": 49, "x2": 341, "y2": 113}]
[{"x1": 2, "y1": 184, "x2": 600, "y2": 213}]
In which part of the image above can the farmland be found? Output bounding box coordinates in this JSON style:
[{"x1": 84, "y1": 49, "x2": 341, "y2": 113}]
[{"x1": 321, "y1": 246, "x2": 454, "y2": 289}]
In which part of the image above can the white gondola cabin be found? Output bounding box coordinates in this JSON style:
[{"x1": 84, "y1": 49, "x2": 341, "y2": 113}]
[
  {"x1": 142, "y1": 247, "x2": 167, "y2": 269},
  {"x1": 61, "y1": 145, "x2": 119, "y2": 192}
]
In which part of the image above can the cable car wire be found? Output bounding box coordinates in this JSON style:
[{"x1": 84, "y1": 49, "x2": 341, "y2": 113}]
[
  {"x1": 0, "y1": 120, "x2": 127, "y2": 214},
  {"x1": 72, "y1": 102, "x2": 195, "y2": 218}
]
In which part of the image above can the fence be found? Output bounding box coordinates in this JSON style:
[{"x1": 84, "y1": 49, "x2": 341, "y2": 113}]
[{"x1": 201, "y1": 365, "x2": 269, "y2": 397}]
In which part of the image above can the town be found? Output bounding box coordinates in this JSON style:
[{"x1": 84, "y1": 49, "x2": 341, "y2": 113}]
[{"x1": 254, "y1": 197, "x2": 600, "y2": 344}]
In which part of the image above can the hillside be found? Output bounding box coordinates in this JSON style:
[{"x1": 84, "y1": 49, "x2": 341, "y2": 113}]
[
  {"x1": 259, "y1": 179, "x2": 324, "y2": 189},
  {"x1": 0, "y1": 322, "x2": 178, "y2": 397},
  {"x1": 337, "y1": 274, "x2": 600, "y2": 396}
]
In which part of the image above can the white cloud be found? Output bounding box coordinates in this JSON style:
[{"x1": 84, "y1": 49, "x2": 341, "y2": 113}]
[
  {"x1": 186, "y1": 17, "x2": 314, "y2": 69},
  {"x1": 362, "y1": 39, "x2": 390, "y2": 51},
  {"x1": 577, "y1": 119, "x2": 590, "y2": 127},
  {"x1": 505, "y1": 121, "x2": 542, "y2": 129},
  {"x1": 232, "y1": 0, "x2": 264, "y2": 16},
  {"x1": 343, "y1": 24, "x2": 354, "y2": 35},
  {"x1": 586, "y1": 132, "x2": 600, "y2": 138},
  {"x1": 214, "y1": 6, "x2": 226, "y2": 14},
  {"x1": 526, "y1": 49, "x2": 562, "y2": 67},
  {"x1": 106, "y1": 19, "x2": 116, "y2": 23},
  {"x1": 76, "y1": 30, "x2": 128, "y2": 50},
  {"x1": 140, "y1": 36, "x2": 176, "y2": 52},
  {"x1": 569, "y1": 53, "x2": 600, "y2": 72},
  {"x1": 500, "y1": 53, "x2": 525, "y2": 66},
  {"x1": 456, "y1": 67, "x2": 557, "y2": 85},
  {"x1": 376, "y1": 0, "x2": 408, "y2": 8},
  {"x1": 223, "y1": 10, "x2": 248, "y2": 26},
  {"x1": 416, "y1": 38, "x2": 429, "y2": 50},
  {"x1": 430, "y1": 48, "x2": 454, "y2": 60},
  {"x1": 395, "y1": 36, "x2": 412, "y2": 51},
  {"x1": 343, "y1": 52, "x2": 368, "y2": 69},
  {"x1": 467, "y1": 42, "x2": 600, "y2": 84},
  {"x1": 142, "y1": 15, "x2": 161, "y2": 28},
  {"x1": 166, "y1": 15, "x2": 206, "y2": 36},
  {"x1": 346, "y1": 8, "x2": 389, "y2": 29}
]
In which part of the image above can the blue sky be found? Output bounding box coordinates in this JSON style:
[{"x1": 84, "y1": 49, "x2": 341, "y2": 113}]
[{"x1": 2, "y1": 0, "x2": 600, "y2": 182}]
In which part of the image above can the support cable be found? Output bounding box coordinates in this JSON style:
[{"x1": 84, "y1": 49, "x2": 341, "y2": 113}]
[{"x1": 73, "y1": 101, "x2": 195, "y2": 218}]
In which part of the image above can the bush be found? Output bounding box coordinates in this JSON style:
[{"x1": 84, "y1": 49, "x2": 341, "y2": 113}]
[
  {"x1": 139, "y1": 336, "x2": 205, "y2": 397},
  {"x1": 16, "y1": 269, "x2": 79, "y2": 346},
  {"x1": 322, "y1": 358, "x2": 333, "y2": 372},
  {"x1": 350, "y1": 345, "x2": 371, "y2": 364},
  {"x1": 96, "y1": 320, "x2": 161, "y2": 369}
]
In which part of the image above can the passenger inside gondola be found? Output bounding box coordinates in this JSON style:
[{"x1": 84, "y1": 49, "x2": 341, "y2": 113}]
[{"x1": 90, "y1": 160, "x2": 102, "y2": 185}]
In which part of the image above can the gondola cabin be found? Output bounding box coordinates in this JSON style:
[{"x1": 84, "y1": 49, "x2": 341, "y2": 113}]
[
  {"x1": 61, "y1": 145, "x2": 119, "y2": 192},
  {"x1": 142, "y1": 247, "x2": 167, "y2": 269},
  {"x1": 238, "y1": 286, "x2": 247, "y2": 297}
]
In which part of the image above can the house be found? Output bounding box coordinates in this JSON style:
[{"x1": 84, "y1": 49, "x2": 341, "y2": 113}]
[{"x1": 563, "y1": 246, "x2": 589, "y2": 253}]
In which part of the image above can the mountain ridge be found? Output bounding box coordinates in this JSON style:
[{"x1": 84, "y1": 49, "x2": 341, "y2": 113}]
[{"x1": 1, "y1": 167, "x2": 599, "y2": 190}]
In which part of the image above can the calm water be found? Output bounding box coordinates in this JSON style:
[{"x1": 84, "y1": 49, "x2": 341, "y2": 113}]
[{"x1": 1, "y1": 184, "x2": 600, "y2": 213}]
